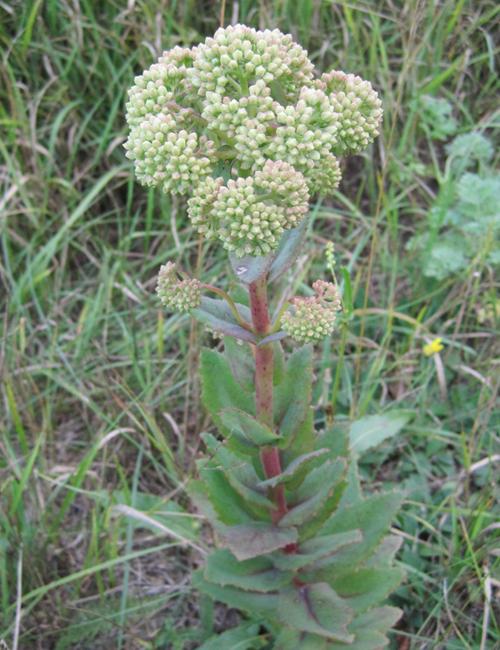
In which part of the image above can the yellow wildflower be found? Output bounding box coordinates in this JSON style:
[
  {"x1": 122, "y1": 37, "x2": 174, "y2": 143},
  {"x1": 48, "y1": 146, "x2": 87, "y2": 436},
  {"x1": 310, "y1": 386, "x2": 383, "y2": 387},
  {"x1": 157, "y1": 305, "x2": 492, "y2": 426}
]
[{"x1": 423, "y1": 338, "x2": 444, "y2": 356}]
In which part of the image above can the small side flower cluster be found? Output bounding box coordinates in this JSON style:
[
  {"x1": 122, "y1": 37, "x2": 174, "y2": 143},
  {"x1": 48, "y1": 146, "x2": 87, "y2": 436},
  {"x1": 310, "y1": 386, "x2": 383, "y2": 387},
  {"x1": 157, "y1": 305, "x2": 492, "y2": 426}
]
[
  {"x1": 281, "y1": 280, "x2": 342, "y2": 343},
  {"x1": 156, "y1": 262, "x2": 202, "y2": 313}
]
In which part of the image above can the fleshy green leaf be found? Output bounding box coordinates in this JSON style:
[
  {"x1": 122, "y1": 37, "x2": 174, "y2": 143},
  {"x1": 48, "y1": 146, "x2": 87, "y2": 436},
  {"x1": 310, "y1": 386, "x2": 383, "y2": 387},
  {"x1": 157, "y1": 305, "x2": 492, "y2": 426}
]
[
  {"x1": 258, "y1": 449, "x2": 329, "y2": 489},
  {"x1": 222, "y1": 523, "x2": 298, "y2": 561},
  {"x1": 329, "y1": 607, "x2": 403, "y2": 650},
  {"x1": 201, "y1": 434, "x2": 274, "y2": 509},
  {"x1": 200, "y1": 348, "x2": 255, "y2": 437},
  {"x1": 301, "y1": 491, "x2": 406, "y2": 582},
  {"x1": 224, "y1": 337, "x2": 255, "y2": 393},
  {"x1": 192, "y1": 297, "x2": 256, "y2": 343},
  {"x1": 273, "y1": 529, "x2": 363, "y2": 571},
  {"x1": 279, "y1": 459, "x2": 346, "y2": 528},
  {"x1": 280, "y1": 410, "x2": 317, "y2": 491},
  {"x1": 350, "y1": 411, "x2": 412, "y2": 452},
  {"x1": 277, "y1": 583, "x2": 354, "y2": 641},
  {"x1": 220, "y1": 408, "x2": 282, "y2": 447},
  {"x1": 200, "y1": 460, "x2": 264, "y2": 526},
  {"x1": 315, "y1": 421, "x2": 349, "y2": 460},
  {"x1": 274, "y1": 345, "x2": 313, "y2": 448},
  {"x1": 229, "y1": 252, "x2": 273, "y2": 284},
  {"x1": 362, "y1": 535, "x2": 403, "y2": 570},
  {"x1": 274, "y1": 629, "x2": 327, "y2": 650},
  {"x1": 193, "y1": 569, "x2": 279, "y2": 614},
  {"x1": 268, "y1": 214, "x2": 309, "y2": 283},
  {"x1": 273, "y1": 341, "x2": 285, "y2": 386},
  {"x1": 258, "y1": 330, "x2": 288, "y2": 345},
  {"x1": 330, "y1": 567, "x2": 406, "y2": 614},
  {"x1": 205, "y1": 549, "x2": 293, "y2": 592},
  {"x1": 196, "y1": 624, "x2": 265, "y2": 650}
]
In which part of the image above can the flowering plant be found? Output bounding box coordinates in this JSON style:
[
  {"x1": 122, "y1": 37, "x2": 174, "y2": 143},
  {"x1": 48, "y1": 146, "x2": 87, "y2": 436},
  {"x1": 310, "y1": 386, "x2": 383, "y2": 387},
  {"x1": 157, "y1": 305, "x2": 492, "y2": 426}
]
[{"x1": 126, "y1": 24, "x2": 405, "y2": 650}]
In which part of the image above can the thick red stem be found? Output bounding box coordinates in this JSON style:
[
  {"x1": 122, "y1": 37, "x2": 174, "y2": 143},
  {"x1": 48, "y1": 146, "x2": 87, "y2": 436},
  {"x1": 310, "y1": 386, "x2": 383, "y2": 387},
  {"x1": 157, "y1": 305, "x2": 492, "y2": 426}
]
[{"x1": 249, "y1": 276, "x2": 288, "y2": 524}]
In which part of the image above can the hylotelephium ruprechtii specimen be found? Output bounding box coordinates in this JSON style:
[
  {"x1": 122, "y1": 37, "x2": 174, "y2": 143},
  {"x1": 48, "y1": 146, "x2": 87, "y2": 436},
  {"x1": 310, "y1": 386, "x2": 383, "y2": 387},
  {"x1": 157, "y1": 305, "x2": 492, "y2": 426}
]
[{"x1": 125, "y1": 24, "x2": 405, "y2": 650}]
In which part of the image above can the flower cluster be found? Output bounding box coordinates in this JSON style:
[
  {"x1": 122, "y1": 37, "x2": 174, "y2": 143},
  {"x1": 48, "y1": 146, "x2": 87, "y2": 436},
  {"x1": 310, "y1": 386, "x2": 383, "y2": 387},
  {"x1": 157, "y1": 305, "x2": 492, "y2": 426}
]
[
  {"x1": 281, "y1": 280, "x2": 342, "y2": 343},
  {"x1": 125, "y1": 24, "x2": 383, "y2": 251},
  {"x1": 187, "y1": 160, "x2": 309, "y2": 258},
  {"x1": 156, "y1": 262, "x2": 202, "y2": 313}
]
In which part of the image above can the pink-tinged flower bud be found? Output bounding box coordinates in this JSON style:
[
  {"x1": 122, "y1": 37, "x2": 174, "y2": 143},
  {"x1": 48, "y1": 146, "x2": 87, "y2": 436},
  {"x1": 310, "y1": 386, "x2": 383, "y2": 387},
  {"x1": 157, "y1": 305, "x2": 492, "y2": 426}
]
[
  {"x1": 281, "y1": 280, "x2": 342, "y2": 343},
  {"x1": 156, "y1": 263, "x2": 202, "y2": 313}
]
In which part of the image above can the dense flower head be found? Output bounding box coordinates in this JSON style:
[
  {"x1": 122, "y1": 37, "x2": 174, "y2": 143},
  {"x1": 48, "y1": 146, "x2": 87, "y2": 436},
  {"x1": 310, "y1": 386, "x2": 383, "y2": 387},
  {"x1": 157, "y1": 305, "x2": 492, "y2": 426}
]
[
  {"x1": 187, "y1": 161, "x2": 309, "y2": 258},
  {"x1": 125, "y1": 24, "x2": 383, "y2": 239},
  {"x1": 156, "y1": 262, "x2": 202, "y2": 312},
  {"x1": 126, "y1": 47, "x2": 195, "y2": 128},
  {"x1": 321, "y1": 70, "x2": 383, "y2": 155},
  {"x1": 281, "y1": 280, "x2": 342, "y2": 343},
  {"x1": 124, "y1": 115, "x2": 216, "y2": 195}
]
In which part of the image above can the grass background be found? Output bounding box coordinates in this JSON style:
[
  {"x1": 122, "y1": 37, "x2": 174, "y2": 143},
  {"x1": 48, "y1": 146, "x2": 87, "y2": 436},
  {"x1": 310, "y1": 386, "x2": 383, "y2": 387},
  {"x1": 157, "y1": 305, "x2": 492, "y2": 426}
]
[{"x1": 1, "y1": 0, "x2": 499, "y2": 648}]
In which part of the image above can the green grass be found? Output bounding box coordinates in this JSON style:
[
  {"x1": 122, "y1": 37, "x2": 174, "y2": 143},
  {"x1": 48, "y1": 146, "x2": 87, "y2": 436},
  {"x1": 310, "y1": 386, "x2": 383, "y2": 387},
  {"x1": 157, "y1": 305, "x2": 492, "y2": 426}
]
[{"x1": 1, "y1": 0, "x2": 499, "y2": 648}]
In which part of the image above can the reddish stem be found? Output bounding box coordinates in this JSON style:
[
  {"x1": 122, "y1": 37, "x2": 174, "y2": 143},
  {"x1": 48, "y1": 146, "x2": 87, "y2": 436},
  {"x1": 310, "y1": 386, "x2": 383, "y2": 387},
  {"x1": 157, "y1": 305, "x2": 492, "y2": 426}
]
[{"x1": 249, "y1": 276, "x2": 288, "y2": 524}]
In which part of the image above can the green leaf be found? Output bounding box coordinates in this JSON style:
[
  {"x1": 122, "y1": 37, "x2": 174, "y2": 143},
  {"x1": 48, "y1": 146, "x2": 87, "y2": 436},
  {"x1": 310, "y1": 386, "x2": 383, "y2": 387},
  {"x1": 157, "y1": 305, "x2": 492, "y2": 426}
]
[
  {"x1": 224, "y1": 338, "x2": 255, "y2": 393},
  {"x1": 258, "y1": 331, "x2": 288, "y2": 345},
  {"x1": 274, "y1": 629, "x2": 327, "y2": 650},
  {"x1": 328, "y1": 607, "x2": 403, "y2": 650},
  {"x1": 362, "y1": 535, "x2": 402, "y2": 570},
  {"x1": 205, "y1": 549, "x2": 293, "y2": 592},
  {"x1": 274, "y1": 345, "x2": 313, "y2": 448},
  {"x1": 280, "y1": 410, "x2": 317, "y2": 491},
  {"x1": 341, "y1": 267, "x2": 353, "y2": 317},
  {"x1": 315, "y1": 421, "x2": 349, "y2": 461},
  {"x1": 229, "y1": 252, "x2": 273, "y2": 284},
  {"x1": 301, "y1": 491, "x2": 406, "y2": 582},
  {"x1": 273, "y1": 341, "x2": 285, "y2": 386},
  {"x1": 220, "y1": 408, "x2": 282, "y2": 447},
  {"x1": 200, "y1": 461, "x2": 263, "y2": 526},
  {"x1": 193, "y1": 569, "x2": 279, "y2": 614},
  {"x1": 258, "y1": 449, "x2": 329, "y2": 489},
  {"x1": 200, "y1": 349, "x2": 255, "y2": 437},
  {"x1": 268, "y1": 215, "x2": 309, "y2": 283},
  {"x1": 330, "y1": 567, "x2": 406, "y2": 614},
  {"x1": 186, "y1": 479, "x2": 223, "y2": 531},
  {"x1": 222, "y1": 523, "x2": 299, "y2": 561},
  {"x1": 279, "y1": 459, "x2": 346, "y2": 528},
  {"x1": 273, "y1": 529, "x2": 363, "y2": 571},
  {"x1": 201, "y1": 434, "x2": 274, "y2": 509},
  {"x1": 277, "y1": 583, "x2": 354, "y2": 642},
  {"x1": 192, "y1": 297, "x2": 256, "y2": 343},
  {"x1": 196, "y1": 624, "x2": 265, "y2": 650},
  {"x1": 350, "y1": 411, "x2": 412, "y2": 453}
]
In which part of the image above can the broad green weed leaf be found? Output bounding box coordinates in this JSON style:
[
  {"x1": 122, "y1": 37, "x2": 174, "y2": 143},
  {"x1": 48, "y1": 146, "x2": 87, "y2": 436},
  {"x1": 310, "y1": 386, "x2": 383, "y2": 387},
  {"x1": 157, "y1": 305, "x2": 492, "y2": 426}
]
[
  {"x1": 350, "y1": 411, "x2": 412, "y2": 453},
  {"x1": 258, "y1": 449, "x2": 329, "y2": 489},
  {"x1": 274, "y1": 629, "x2": 327, "y2": 650},
  {"x1": 362, "y1": 535, "x2": 403, "y2": 570},
  {"x1": 229, "y1": 252, "x2": 273, "y2": 284}
]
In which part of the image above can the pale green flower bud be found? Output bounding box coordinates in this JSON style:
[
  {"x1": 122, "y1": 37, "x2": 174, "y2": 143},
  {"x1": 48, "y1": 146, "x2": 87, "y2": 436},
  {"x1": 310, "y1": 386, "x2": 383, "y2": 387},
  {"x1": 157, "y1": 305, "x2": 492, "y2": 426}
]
[
  {"x1": 187, "y1": 176, "x2": 225, "y2": 239},
  {"x1": 156, "y1": 262, "x2": 202, "y2": 313}
]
